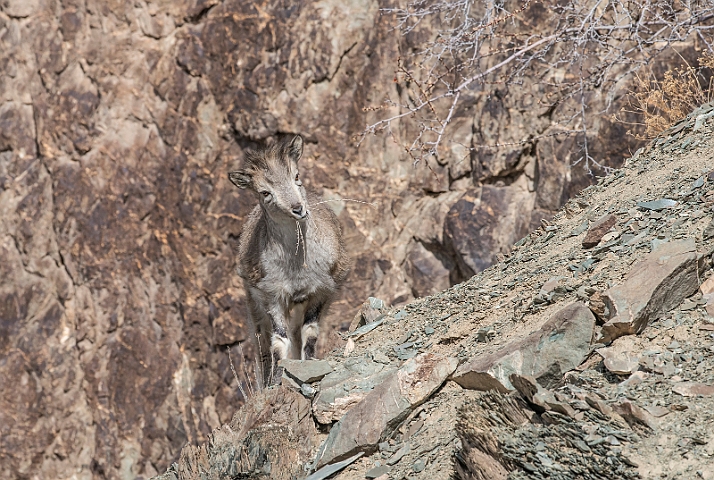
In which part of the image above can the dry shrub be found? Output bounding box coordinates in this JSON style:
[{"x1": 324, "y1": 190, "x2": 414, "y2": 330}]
[{"x1": 621, "y1": 53, "x2": 714, "y2": 139}]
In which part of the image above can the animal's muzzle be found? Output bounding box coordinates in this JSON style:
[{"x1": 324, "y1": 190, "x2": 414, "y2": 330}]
[{"x1": 291, "y1": 203, "x2": 306, "y2": 219}]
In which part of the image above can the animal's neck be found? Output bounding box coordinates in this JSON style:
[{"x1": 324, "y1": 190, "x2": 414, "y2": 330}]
[{"x1": 264, "y1": 212, "x2": 310, "y2": 258}]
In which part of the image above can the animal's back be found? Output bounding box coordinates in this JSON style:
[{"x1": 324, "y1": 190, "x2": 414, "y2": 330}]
[
  {"x1": 308, "y1": 199, "x2": 349, "y2": 286},
  {"x1": 237, "y1": 204, "x2": 267, "y2": 284}
]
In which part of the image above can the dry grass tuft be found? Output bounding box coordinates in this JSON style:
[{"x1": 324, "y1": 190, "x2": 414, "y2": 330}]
[{"x1": 619, "y1": 53, "x2": 714, "y2": 139}]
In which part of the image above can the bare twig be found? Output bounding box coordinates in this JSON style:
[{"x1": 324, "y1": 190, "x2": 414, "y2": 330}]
[
  {"x1": 363, "y1": 0, "x2": 714, "y2": 172},
  {"x1": 312, "y1": 198, "x2": 378, "y2": 208}
]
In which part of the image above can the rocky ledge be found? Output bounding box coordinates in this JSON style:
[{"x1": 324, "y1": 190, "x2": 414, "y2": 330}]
[{"x1": 154, "y1": 106, "x2": 714, "y2": 479}]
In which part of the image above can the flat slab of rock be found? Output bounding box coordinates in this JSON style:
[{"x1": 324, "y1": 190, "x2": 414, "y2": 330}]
[
  {"x1": 313, "y1": 358, "x2": 397, "y2": 424},
  {"x1": 279, "y1": 359, "x2": 333, "y2": 384},
  {"x1": 672, "y1": 382, "x2": 714, "y2": 397},
  {"x1": 599, "y1": 239, "x2": 698, "y2": 344},
  {"x1": 510, "y1": 374, "x2": 576, "y2": 417},
  {"x1": 314, "y1": 353, "x2": 457, "y2": 468},
  {"x1": 452, "y1": 302, "x2": 595, "y2": 392},
  {"x1": 582, "y1": 214, "x2": 617, "y2": 248}
]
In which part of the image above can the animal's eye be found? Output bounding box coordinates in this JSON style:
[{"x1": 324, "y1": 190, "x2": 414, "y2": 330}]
[
  {"x1": 295, "y1": 172, "x2": 300, "y2": 181},
  {"x1": 261, "y1": 191, "x2": 270, "y2": 197}
]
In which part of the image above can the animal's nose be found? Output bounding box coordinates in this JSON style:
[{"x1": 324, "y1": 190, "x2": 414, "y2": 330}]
[{"x1": 291, "y1": 203, "x2": 305, "y2": 217}]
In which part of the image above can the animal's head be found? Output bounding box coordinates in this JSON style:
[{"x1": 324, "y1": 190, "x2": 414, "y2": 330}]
[{"x1": 229, "y1": 135, "x2": 308, "y2": 221}]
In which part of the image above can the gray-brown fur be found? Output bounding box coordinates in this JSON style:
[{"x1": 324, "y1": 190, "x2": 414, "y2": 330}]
[{"x1": 229, "y1": 135, "x2": 349, "y2": 386}]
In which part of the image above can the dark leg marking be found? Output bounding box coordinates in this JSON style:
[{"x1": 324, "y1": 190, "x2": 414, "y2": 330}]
[
  {"x1": 304, "y1": 303, "x2": 323, "y2": 325},
  {"x1": 303, "y1": 336, "x2": 317, "y2": 359},
  {"x1": 292, "y1": 292, "x2": 308, "y2": 304},
  {"x1": 302, "y1": 303, "x2": 323, "y2": 360}
]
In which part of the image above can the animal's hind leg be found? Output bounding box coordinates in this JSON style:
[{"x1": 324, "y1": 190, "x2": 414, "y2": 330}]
[{"x1": 301, "y1": 301, "x2": 325, "y2": 359}]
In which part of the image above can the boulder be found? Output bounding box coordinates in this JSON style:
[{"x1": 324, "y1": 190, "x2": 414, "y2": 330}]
[
  {"x1": 444, "y1": 184, "x2": 534, "y2": 278},
  {"x1": 312, "y1": 358, "x2": 397, "y2": 424},
  {"x1": 599, "y1": 239, "x2": 699, "y2": 343},
  {"x1": 404, "y1": 241, "x2": 451, "y2": 298},
  {"x1": 314, "y1": 353, "x2": 457, "y2": 468},
  {"x1": 452, "y1": 302, "x2": 595, "y2": 391}
]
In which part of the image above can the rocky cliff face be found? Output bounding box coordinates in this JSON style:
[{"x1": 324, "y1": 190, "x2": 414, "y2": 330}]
[{"x1": 0, "y1": 1, "x2": 650, "y2": 479}]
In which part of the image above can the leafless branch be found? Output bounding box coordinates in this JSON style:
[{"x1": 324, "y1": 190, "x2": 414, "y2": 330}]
[{"x1": 361, "y1": 0, "x2": 714, "y2": 172}]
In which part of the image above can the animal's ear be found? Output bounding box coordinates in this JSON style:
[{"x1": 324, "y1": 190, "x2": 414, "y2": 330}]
[
  {"x1": 288, "y1": 134, "x2": 303, "y2": 163},
  {"x1": 228, "y1": 170, "x2": 252, "y2": 189}
]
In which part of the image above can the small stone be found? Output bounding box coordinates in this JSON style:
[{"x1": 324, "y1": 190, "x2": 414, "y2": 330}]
[
  {"x1": 680, "y1": 299, "x2": 697, "y2": 311},
  {"x1": 344, "y1": 338, "x2": 356, "y2": 356},
  {"x1": 704, "y1": 217, "x2": 714, "y2": 241},
  {"x1": 589, "y1": 291, "x2": 609, "y2": 319},
  {"x1": 613, "y1": 399, "x2": 657, "y2": 429},
  {"x1": 597, "y1": 342, "x2": 640, "y2": 375},
  {"x1": 660, "y1": 362, "x2": 676, "y2": 377},
  {"x1": 412, "y1": 458, "x2": 426, "y2": 473},
  {"x1": 510, "y1": 374, "x2": 577, "y2": 417},
  {"x1": 540, "y1": 276, "x2": 566, "y2": 295},
  {"x1": 637, "y1": 199, "x2": 678, "y2": 211},
  {"x1": 349, "y1": 297, "x2": 387, "y2": 332},
  {"x1": 644, "y1": 405, "x2": 671, "y2": 417},
  {"x1": 570, "y1": 220, "x2": 589, "y2": 237},
  {"x1": 424, "y1": 326, "x2": 435, "y2": 335},
  {"x1": 701, "y1": 276, "x2": 714, "y2": 295},
  {"x1": 365, "y1": 465, "x2": 390, "y2": 479},
  {"x1": 386, "y1": 442, "x2": 409, "y2": 466},
  {"x1": 621, "y1": 371, "x2": 648, "y2": 387},
  {"x1": 601, "y1": 230, "x2": 621, "y2": 243},
  {"x1": 373, "y1": 351, "x2": 390, "y2": 364},
  {"x1": 300, "y1": 383, "x2": 316, "y2": 398},
  {"x1": 672, "y1": 382, "x2": 714, "y2": 397},
  {"x1": 279, "y1": 359, "x2": 333, "y2": 384},
  {"x1": 475, "y1": 326, "x2": 496, "y2": 343},
  {"x1": 582, "y1": 214, "x2": 617, "y2": 248}
]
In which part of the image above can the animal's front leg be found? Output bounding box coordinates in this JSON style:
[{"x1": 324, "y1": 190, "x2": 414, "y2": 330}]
[
  {"x1": 288, "y1": 301, "x2": 307, "y2": 360},
  {"x1": 268, "y1": 304, "x2": 292, "y2": 385}
]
